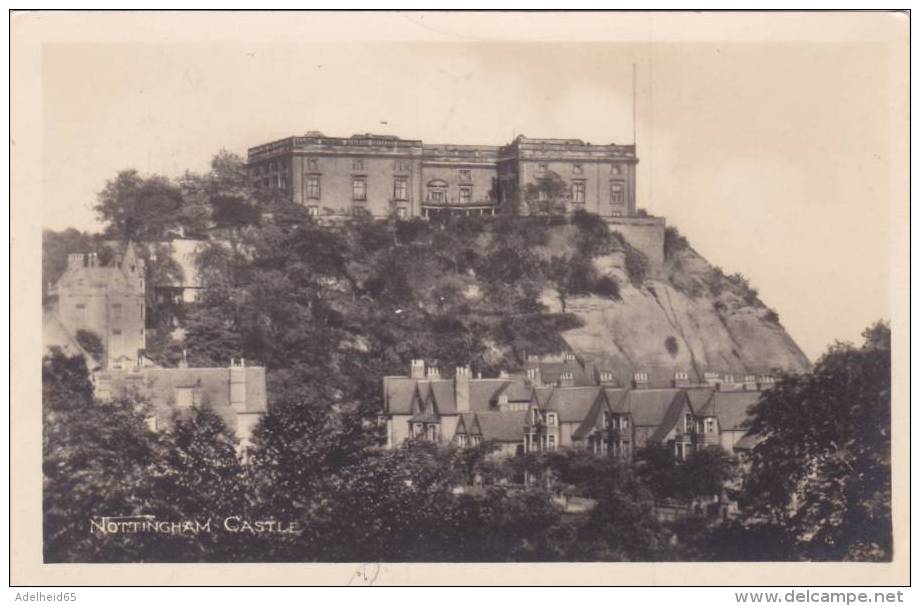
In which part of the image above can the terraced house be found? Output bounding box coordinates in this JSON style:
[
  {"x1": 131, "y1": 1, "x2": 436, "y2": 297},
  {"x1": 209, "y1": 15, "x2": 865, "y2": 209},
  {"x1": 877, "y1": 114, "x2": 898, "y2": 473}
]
[{"x1": 380, "y1": 356, "x2": 774, "y2": 461}]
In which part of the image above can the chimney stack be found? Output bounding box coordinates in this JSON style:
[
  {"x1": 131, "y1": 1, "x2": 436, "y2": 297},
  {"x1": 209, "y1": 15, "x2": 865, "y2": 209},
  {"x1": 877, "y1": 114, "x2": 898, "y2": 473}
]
[
  {"x1": 426, "y1": 366, "x2": 441, "y2": 379},
  {"x1": 526, "y1": 367, "x2": 543, "y2": 387},
  {"x1": 178, "y1": 349, "x2": 188, "y2": 369},
  {"x1": 455, "y1": 365, "x2": 471, "y2": 413},
  {"x1": 598, "y1": 370, "x2": 617, "y2": 386},
  {"x1": 633, "y1": 371, "x2": 649, "y2": 389},
  {"x1": 410, "y1": 359, "x2": 425, "y2": 379},
  {"x1": 673, "y1": 371, "x2": 690, "y2": 388},
  {"x1": 743, "y1": 374, "x2": 758, "y2": 391},
  {"x1": 559, "y1": 370, "x2": 575, "y2": 387},
  {"x1": 703, "y1": 371, "x2": 721, "y2": 388}
]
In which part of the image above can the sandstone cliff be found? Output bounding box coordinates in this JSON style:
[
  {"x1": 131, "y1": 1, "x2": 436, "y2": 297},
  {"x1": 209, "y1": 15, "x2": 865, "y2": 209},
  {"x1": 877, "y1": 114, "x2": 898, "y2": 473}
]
[{"x1": 540, "y1": 232, "x2": 811, "y2": 386}]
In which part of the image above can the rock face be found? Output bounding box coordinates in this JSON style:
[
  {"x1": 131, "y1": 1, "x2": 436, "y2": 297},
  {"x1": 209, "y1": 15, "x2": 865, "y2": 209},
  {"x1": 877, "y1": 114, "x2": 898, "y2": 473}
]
[{"x1": 551, "y1": 242, "x2": 810, "y2": 387}]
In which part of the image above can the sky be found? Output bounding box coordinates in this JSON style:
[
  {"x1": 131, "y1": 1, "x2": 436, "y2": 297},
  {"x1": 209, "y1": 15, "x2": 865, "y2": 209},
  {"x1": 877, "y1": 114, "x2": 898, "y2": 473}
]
[{"x1": 37, "y1": 12, "x2": 906, "y2": 361}]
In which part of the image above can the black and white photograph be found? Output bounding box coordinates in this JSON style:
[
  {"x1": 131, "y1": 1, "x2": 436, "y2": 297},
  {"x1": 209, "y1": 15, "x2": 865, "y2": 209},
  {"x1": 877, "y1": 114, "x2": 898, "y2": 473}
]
[{"x1": 10, "y1": 9, "x2": 909, "y2": 587}]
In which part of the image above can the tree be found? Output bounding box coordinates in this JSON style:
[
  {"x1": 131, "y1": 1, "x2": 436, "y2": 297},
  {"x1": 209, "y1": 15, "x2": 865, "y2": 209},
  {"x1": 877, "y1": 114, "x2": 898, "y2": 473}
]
[
  {"x1": 741, "y1": 321, "x2": 891, "y2": 561},
  {"x1": 523, "y1": 172, "x2": 570, "y2": 216},
  {"x1": 42, "y1": 350, "x2": 161, "y2": 562},
  {"x1": 74, "y1": 330, "x2": 105, "y2": 361},
  {"x1": 95, "y1": 170, "x2": 185, "y2": 240}
]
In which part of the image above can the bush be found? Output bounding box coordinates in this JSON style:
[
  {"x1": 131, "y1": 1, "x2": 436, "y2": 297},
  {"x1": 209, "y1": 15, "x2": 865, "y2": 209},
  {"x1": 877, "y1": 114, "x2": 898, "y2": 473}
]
[
  {"x1": 624, "y1": 245, "x2": 648, "y2": 285},
  {"x1": 74, "y1": 330, "x2": 104, "y2": 361},
  {"x1": 664, "y1": 227, "x2": 689, "y2": 259},
  {"x1": 593, "y1": 276, "x2": 621, "y2": 300}
]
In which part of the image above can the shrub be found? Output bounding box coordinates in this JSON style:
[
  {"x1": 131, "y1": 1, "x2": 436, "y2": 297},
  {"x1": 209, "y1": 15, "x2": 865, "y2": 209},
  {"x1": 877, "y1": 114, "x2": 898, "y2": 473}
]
[
  {"x1": 594, "y1": 276, "x2": 621, "y2": 300},
  {"x1": 664, "y1": 227, "x2": 689, "y2": 259},
  {"x1": 624, "y1": 245, "x2": 648, "y2": 285},
  {"x1": 764, "y1": 309, "x2": 780, "y2": 324},
  {"x1": 74, "y1": 329, "x2": 104, "y2": 361}
]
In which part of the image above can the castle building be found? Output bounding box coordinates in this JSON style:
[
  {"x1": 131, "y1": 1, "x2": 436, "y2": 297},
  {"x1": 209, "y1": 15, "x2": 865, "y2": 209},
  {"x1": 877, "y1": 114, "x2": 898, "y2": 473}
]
[
  {"x1": 47, "y1": 243, "x2": 146, "y2": 369},
  {"x1": 247, "y1": 132, "x2": 638, "y2": 219}
]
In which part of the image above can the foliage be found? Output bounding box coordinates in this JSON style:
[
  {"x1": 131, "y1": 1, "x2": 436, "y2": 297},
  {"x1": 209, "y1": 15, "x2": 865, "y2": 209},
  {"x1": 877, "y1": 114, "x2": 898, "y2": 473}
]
[
  {"x1": 523, "y1": 172, "x2": 569, "y2": 216},
  {"x1": 664, "y1": 226, "x2": 689, "y2": 259},
  {"x1": 741, "y1": 321, "x2": 892, "y2": 561},
  {"x1": 74, "y1": 330, "x2": 105, "y2": 361}
]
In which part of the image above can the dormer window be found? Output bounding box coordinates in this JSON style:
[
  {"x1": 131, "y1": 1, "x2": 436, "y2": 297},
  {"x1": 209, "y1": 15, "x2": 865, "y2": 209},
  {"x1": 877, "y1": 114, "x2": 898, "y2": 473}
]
[
  {"x1": 684, "y1": 413, "x2": 694, "y2": 433},
  {"x1": 603, "y1": 411, "x2": 611, "y2": 429},
  {"x1": 620, "y1": 417, "x2": 629, "y2": 430},
  {"x1": 704, "y1": 418, "x2": 716, "y2": 433},
  {"x1": 546, "y1": 412, "x2": 558, "y2": 427}
]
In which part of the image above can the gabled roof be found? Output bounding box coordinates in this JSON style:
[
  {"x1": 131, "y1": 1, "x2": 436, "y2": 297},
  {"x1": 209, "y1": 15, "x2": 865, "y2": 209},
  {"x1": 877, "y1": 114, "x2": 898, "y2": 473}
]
[
  {"x1": 468, "y1": 379, "x2": 510, "y2": 411},
  {"x1": 711, "y1": 391, "x2": 761, "y2": 431},
  {"x1": 648, "y1": 391, "x2": 692, "y2": 444},
  {"x1": 571, "y1": 394, "x2": 606, "y2": 441},
  {"x1": 494, "y1": 379, "x2": 533, "y2": 402},
  {"x1": 475, "y1": 411, "x2": 526, "y2": 443},
  {"x1": 543, "y1": 386, "x2": 602, "y2": 423},
  {"x1": 531, "y1": 386, "x2": 555, "y2": 407},
  {"x1": 42, "y1": 310, "x2": 102, "y2": 370},
  {"x1": 686, "y1": 388, "x2": 715, "y2": 415},
  {"x1": 627, "y1": 389, "x2": 684, "y2": 427},
  {"x1": 603, "y1": 388, "x2": 630, "y2": 414}
]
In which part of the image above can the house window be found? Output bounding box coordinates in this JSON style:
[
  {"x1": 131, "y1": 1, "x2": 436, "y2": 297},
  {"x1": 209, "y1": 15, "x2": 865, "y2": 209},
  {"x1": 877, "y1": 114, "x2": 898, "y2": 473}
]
[
  {"x1": 307, "y1": 158, "x2": 319, "y2": 171},
  {"x1": 572, "y1": 163, "x2": 583, "y2": 175},
  {"x1": 620, "y1": 417, "x2": 629, "y2": 430},
  {"x1": 393, "y1": 177, "x2": 408, "y2": 201},
  {"x1": 571, "y1": 180, "x2": 586, "y2": 203},
  {"x1": 457, "y1": 434, "x2": 467, "y2": 447},
  {"x1": 306, "y1": 205, "x2": 320, "y2": 217},
  {"x1": 532, "y1": 409, "x2": 540, "y2": 424},
  {"x1": 305, "y1": 175, "x2": 321, "y2": 199},
  {"x1": 352, "y1": 159, "x2": 365, "y2": 171},
  {"x1": 685, "y1": 413, "x2": 694, "y2": 433},
  {"x1": 352, "y1": 177, "x2": 367, "y2": 201},
  {"x1": 112, "y1": 303, "x2": 122, "y2": 320},
  {"x1": 459, "y1": 186, "x2": 472, "y2": 205},
  {"x1": 458, "y1": 169, "x2": 472, "y2": 183},
  {"x1": 611, "y1": 180, "x2": 626, "y2": 205},
  {"x1": 603, "y1": 411, "x2": 611, "y2": 429},
  {"x1": 546, "y1": 412, "x2": 558, "y2": 427},
  {"x1": 471, "y1": 435, "x2": 481, "y2": 447},
  {"x1": 548, "y1": 435, "x2": 556, "y2": 450},
  {"x1": 705, "y1": 418, "x2": 716, "y2": 433}
]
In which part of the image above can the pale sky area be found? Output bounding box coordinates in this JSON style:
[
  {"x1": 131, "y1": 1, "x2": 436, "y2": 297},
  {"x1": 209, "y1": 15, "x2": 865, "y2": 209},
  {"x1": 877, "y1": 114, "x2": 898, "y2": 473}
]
[{"x1": 37, "y1": 13, "x2": 907, "y2": 361}]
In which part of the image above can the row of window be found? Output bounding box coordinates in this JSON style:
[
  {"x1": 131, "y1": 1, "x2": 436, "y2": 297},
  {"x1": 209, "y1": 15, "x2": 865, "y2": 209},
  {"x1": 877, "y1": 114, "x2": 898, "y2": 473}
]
[
  {"x1": 530, "y1": 409, "x2": 559, "y2": 426},
  {"x1": 590, "y1": 437, "x2": 630, "y2": 457},
  {"x1": 536, "y1": 179, "x2": 626, "y2": 204},
  {"x1": 74, "y1": 302, "x2": 144, "y2": 321},
  {"x1": 536, "y1": 163, "x2": 625, "y2": 176},
  {"x1": 304, "y1": 175, "x2": 407, "y2": 202},
  {"x1": 303, "y1": 205, "x2": 408, "y2": 219},
  {"x1": 454, "y1": 434, "x2": 482, "y2": 448},
  {"x1": 525, "y1": 433, "x2": 557, "y2": 452}
]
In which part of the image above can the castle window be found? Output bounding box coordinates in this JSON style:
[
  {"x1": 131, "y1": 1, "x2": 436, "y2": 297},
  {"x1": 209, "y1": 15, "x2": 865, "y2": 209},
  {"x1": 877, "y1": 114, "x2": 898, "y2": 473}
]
[
  {"x1": 305, "y1": 175, "x2": 321, "y2": 200},
  {"x1": 572, "y1": 163, "x2": 583, "y2": 175},
  {"x1": 352, "y1": 159, "x2": 365, "y2": 171},
  {"x1": 458, "y1": 169, "x2": 472, "y2": 183},
  {"x1": 610, "y1": 180, "x2": 625, "y2": 205},
  {"x1": 112, "y1": 303, "x2": 122, "y2": 320},
  {"x1": 459, "y1": 186, "x2": 472, "y2": 205},
  {"x1": 571, "y1": 180, "x2": 586, "y2": 203},
  {"x1": 352, "y1": 177, "x2": 367, "y2": 201},
  {"x1": 393, "y1": 177, "x2": 408, "y2": 201},
  {"x1": 611, "y1": 164, "x2": 622, "y2": 175},
  {"x1": 307, "y1": 158, "x2": 319, "y2": 171},
  {"x1": 426, "y1": 180, "x2": 448, "y2": 203}
]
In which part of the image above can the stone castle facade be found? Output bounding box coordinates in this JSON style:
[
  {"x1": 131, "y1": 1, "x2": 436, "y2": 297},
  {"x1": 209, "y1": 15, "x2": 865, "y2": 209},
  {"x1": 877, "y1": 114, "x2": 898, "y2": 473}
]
[
  {"x1": 247, "y1": 132, "x2": 638, "y2": 219},
  {"x1": 247, "y1": 131, "x2": 667, "y2": 275}
]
